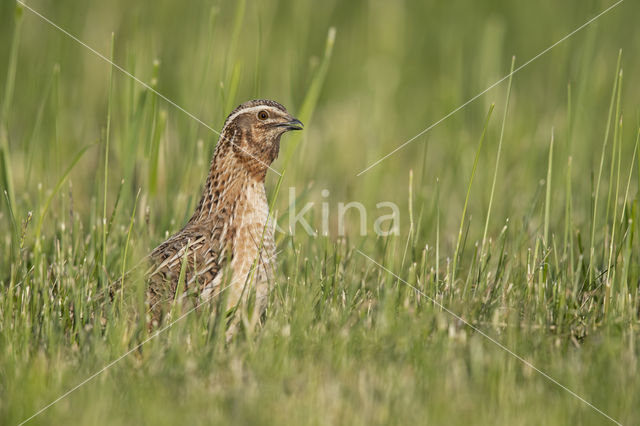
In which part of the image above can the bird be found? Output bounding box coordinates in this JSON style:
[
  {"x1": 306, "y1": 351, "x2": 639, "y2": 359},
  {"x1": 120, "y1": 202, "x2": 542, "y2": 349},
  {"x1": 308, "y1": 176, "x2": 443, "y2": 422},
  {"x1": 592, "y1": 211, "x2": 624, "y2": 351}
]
[{"x1": 146, "y1": 99, "x2": 303, "y2": 326}]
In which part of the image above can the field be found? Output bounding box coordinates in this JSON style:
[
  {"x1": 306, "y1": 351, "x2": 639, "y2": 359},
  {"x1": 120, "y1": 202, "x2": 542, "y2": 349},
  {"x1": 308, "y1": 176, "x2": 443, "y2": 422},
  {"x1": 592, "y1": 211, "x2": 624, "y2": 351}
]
[{"x1": 1, "y1": 0, "x2": 639, "y2": 424}]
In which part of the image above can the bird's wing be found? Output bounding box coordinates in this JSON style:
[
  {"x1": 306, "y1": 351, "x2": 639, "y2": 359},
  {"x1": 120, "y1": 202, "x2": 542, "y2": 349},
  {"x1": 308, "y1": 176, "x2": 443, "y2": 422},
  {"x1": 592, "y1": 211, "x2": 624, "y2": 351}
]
[{"x1": 147, "y1": 216, "x2": 232, "y2": 305}]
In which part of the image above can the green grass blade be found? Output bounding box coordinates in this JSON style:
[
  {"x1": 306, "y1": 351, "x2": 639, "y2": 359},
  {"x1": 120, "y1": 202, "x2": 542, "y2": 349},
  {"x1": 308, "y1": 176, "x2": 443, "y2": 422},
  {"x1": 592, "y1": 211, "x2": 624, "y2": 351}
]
[
  {"x1": 452, "y1": 104, "x2": 494, "y2": 285},
  {"x1": 34, "y1": 143, "x2": 96, "y2": 244},
  {"x1": 102, "y1": 34, "x2": 115, "y2": 274},
  {"x1": 482, "y1": 56, "x2": 515, "y2": 250},
  {"x1": 544, "y1": 128, "x2": 554, "y2": 246},
  {"x1": 589, "y1": 51, "x2": 622, "y2": 283},
  {"x1": 0, "y1": 4, "x2": 23, "y2": 218},
  {"x1": 280, "y1": 27, "x2": 336, "y2": 168}
]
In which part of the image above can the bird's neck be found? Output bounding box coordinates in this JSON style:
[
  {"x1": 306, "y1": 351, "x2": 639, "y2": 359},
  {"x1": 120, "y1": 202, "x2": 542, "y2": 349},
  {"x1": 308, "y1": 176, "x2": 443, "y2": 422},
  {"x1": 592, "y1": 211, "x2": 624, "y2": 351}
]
[{"x1": 189, "y1": 143, "x2": 266, "y2": 224}]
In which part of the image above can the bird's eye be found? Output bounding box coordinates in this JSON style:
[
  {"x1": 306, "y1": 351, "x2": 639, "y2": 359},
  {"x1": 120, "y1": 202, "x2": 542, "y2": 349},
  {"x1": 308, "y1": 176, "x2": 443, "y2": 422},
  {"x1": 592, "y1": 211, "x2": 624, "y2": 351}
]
[{"x1": 258, "y1": 110, "x2": 269, "y2": 120}]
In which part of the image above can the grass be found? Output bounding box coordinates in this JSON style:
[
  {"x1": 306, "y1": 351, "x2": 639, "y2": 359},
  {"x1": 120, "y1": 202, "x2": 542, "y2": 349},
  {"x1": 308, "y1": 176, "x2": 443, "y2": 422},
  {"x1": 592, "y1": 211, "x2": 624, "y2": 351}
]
[{"x1": 1, "y1": 0, "x2": 640, "y2": 424}]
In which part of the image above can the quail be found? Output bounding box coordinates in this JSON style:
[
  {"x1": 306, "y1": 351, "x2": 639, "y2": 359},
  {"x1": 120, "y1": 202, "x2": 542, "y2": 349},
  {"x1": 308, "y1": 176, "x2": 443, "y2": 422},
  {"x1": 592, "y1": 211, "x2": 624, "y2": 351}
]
[{"x1": 147, "y1": 99, "x2": 303, "y2": 324}]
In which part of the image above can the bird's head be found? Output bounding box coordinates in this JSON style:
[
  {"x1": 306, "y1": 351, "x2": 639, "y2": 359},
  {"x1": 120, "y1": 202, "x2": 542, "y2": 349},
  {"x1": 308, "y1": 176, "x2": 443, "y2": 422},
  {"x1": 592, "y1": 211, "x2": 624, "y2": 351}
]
[{"x1": 218, "y1": 99, "x2": 303, "y2": 178}]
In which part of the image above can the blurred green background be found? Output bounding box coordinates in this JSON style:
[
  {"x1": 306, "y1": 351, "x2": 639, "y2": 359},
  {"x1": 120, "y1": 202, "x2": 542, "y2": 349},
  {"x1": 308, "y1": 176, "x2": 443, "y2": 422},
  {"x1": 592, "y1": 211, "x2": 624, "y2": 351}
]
[
  {"x1": 1, "y1": 0, "x2": 639, "y2": 425},
  {"x1": 1, "y1": 0, "x2": 638, "y2": 239}
]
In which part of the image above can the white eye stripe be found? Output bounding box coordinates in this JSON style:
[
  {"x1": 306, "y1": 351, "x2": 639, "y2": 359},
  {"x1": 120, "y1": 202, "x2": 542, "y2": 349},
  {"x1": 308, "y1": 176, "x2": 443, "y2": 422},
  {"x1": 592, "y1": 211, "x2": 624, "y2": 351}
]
[{"x1": 225, "y1": 106, "x2": 283, "y2": 124}]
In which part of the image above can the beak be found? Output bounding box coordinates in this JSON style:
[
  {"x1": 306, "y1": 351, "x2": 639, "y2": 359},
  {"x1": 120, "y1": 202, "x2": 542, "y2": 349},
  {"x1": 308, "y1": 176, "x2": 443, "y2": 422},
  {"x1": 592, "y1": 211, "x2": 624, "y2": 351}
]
[{"x1": 274, "y1": 117, "x2": 304, "y2": 131}]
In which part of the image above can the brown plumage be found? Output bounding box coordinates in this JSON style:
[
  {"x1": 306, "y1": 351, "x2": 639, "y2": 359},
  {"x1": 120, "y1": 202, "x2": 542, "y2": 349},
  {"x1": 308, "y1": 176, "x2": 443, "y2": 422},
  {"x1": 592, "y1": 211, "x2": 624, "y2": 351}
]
[{"x1": 146, "y1": 99, "x2": 302, "y2": 324}]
